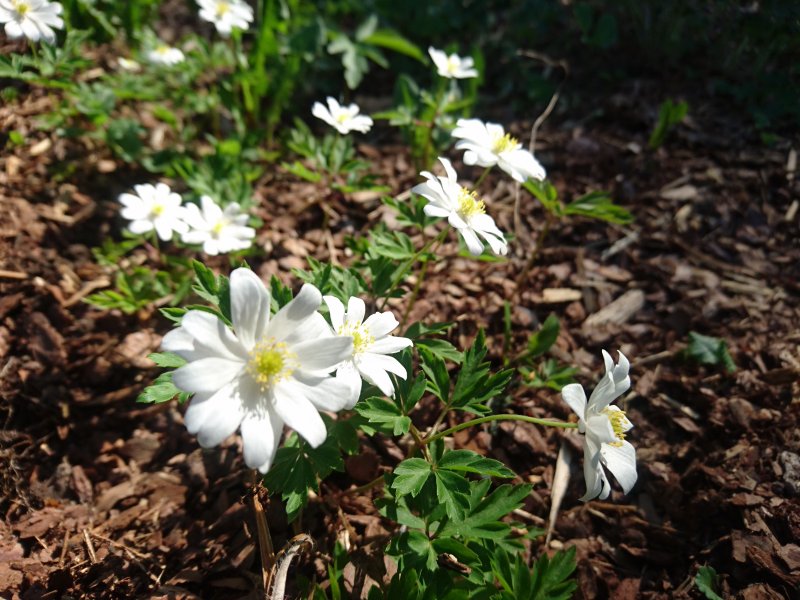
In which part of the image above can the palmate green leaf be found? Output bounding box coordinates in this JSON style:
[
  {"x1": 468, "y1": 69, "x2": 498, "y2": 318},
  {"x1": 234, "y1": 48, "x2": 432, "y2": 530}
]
[
  {"x1": 523, "y1": 180, "x2": 562, "y2": 216},
  {"x1": 529, "y1": 547, "x2": 578, "y2": 600},
  {"x1": 439, "y1": 483, "x2": 532, "y2": 540},
  {"x1": 136, "y1": 371, "x2": 190, "y2": 404},
  {"x1": 415, "y1": 338, "x2": 463, "y2": 363},
  {"x1": 438, "y1": 449, "x2": 515, "y2": 479},
  {"x1": 434, "y1": 469, "x2": 471, "y2": 519},
  {"x1": 418, "y1": 346, "x2": 451, "y2": 404},
  {"x1": 391, "y1": 458, "x2": 431, "y2": 497},
  {"x1": 451, "y1": 330, "x2": 513, "y2": 415},
  {"x1": 368, "y1": 228, "x2": 417, "y2": 260},
  {"x1": 356, "y1": 397, "x2": 411, "y2": 436},
  {"x1": 395, "y1": 369, "x2": 426, "y2": 415}
]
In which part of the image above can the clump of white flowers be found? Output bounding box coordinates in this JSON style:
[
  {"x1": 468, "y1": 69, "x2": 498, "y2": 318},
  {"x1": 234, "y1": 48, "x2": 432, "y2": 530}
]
[
  {"x1": 181, "y1": 196, "x2": 255, "y2": 256},
  {"x1": 562, "y1": 350, "x2": 637, "y2": 501},
  {"x1": 163, "y1": 269, "x2": 355, "y2": 472},
  {"x1": 197, "y1": 0, "x2": 253, "y2": 37},
  {"x1": 118, "y1": 183, "x2": 188, "y2": 242},
  {"x1": 0, "y1": 0, "x2": 63, "y2": 44},
  {"x1": 452, "y1": 118, "x2": 546, "y2": 183},
  {"x1": 146, "y1": 42, "x2": 185, "y2": 66},
  {"x1": 312, "y1": 97, "x2": 373, "y2": 135},
  {"x1": 324, "y1": 296, "x2": 413, "y2": 404},
  {"x1": 428, "y1": 47, "x2": 478, "y2": 79},
  {"x1": 412, "y1": 157, "x2": 508, "y2": 256}
]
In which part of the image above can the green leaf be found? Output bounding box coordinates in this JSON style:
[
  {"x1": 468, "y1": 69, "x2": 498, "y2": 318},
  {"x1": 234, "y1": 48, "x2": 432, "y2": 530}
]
[
  {"x1": 563, "y1": 191, "x2": 633, "y2": 224},
  {"x1": 685, "y1": 332, "x2": 736, "y2": 373},
  {"x1": 362, "y1": 29, "x2": 426, "y2": 62},
  {"x1": 439, "y1": 483, "x2": 532, "y2": 539},
  {"x1": 415, "y1": 338, "x2": 463, "y2": 363},
  {"x1": 136, "y1": 371, "x2": 190, "y2": 404},
  {"x1": 649, "y1": 98, "x2": 689, "y2": 149},
  {"x1": 434, "y1": 469, "x2": 471, "y2": 519},
  {"x1": 451, "y1": 330, "x2": 513, "y2": 414},
  {"x1": 530, "y1": 547, "x2": 578, "y2": 600},
  {"x1": 392, "y1": 458, "x2": 431, "y2": 497},
  {"x1": 695, "y1": 565, "x2": 723, "y2": 600},
  {"x1": 418, "y1": 346, "x2": 450, "y2": 404},
  {"x1": 283, "y1": 160, "x2": 323, "y2": 183},
  {"x1": 356, "y1": 397, "x2": 411, "y2": 436},
  {"x1": 527, "y1": 314, "x2": 560, "y2": 358},
  {"x1": 147, "y1": 352, "x2": 186, "y2": 368},
  {"x1": 438, "y1": 449, "x2": 515, "y2": 479},
  {"x1": 523, "y1": 180, "x2": 561, "y2": 216}
]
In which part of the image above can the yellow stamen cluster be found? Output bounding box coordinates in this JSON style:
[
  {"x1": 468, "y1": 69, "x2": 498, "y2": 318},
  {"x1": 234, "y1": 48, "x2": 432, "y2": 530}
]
[
  {"x1": 211, "y1": 220, "x2": 227, "y2": 236},
  {"x1": 457, "y1": 188, "x2": 486, "y2": 219},
  {"x1": 335, "y1": 112, "x2": 349, "y2": 124},
  {"x1": 14, "y1": 1, "x2": 30, "y2": 15},
  {"x1": 246, "y1": 338, "x2": 296, "y2": 390},
  {"x1": 156, "y1": 45, "x2": 170, "y2": 55},
  {"x1": 492, "y1": 133, "x2": 519, "y2": 154},
  {"x1": 446, "y1": 56, "x2": 460, "y2": 74},
  {"x1": 150, "y1": 203, "x2": 165, "y2": 216},
  {"x1": 216, "y1": 2, "x2": 230, "y2": 16},
  {"x1": 338, "y1": 322, "x2": 374, "y2": 355},
  {"x1": 603, "y1": 407, "x2": 628, "y2": 447}
]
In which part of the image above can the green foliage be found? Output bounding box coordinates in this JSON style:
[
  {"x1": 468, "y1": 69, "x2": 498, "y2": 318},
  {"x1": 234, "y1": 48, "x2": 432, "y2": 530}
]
[
  {"x1": 695, "y1": 565, "x2": 723, "y2": 600},
  {"x1": 685, "y1": 332, "x2": 736, "y2": 373},
  {"x1": 490, "y1": 547, "x2": 577, "y2": 600},
  {"x1": 649, "y1": 98, "x2": 689, "y2": 149},
  {"x1": 526, "y1": 314, "x2": 560, "y2": 358},
  {"x1": 451, "y1": 330, "x2": 514, "y2": 415},
  {"x1": 523, "y1": 181, "x2": 633, "y2": 225},
  {"x1": 521, "y1": 359, "x2": 578, "y2": 392}
]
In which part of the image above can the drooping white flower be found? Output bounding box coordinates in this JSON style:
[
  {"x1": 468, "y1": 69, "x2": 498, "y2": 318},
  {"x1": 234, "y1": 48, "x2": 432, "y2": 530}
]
[
  {"x1": 197, "y1": 0, "x2": 253, "y2": 37},
  {"x1": 181, "y1": 196, "x2": 256, "y2": 256},
  {"x1": 118, "y1": 183, "x2": 188, "y2": 242},
  {"x1": 163, "y1": 270, "x2": 355, "y2": 473},
  {"x1": 0, "y1": 0, "x2": 63, "y2": 44},
  {"x1": 312, "y1": 97, "x2": 373, "y2": 135},
  {"x1": 323, "y1": 296, "x2": 413, "y2": 404},
  {"x1": 452, "y1": 118, "x2": 546, "y2": 183},
  {"x1": 561, "y1": 350, "x2": 636, "y2": 501},
  {"x1": 117, "y1": 57, "x2": 142, "y2": 72},
  {"x1": 428, "y1": 47, "x2": 478, "y2": 79},
  {"x1": 146, "y1": 43, "x2": 185, "y2": 66},
  {"x1": 411, "y1": 157, "x2": 507, "y2": 256}
]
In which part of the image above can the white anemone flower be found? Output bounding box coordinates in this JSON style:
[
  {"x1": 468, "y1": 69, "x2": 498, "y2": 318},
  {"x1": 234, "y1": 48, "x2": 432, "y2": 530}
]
[
  {"x1": 181, "y1": 196, "x2": 256, "y2": 256},
  {"x1": 0, "y1": 0, "x2": 63, "y2": 44},
  {"x1": 118, "y1": 183, "x2": 188, "y2": 242},
  {"x1": 411, "y1": 157, "x2": 508, "y2": 256},
  {"x1": 323, "y1": 296, "x2": 413, "y2": 404},
  {"x1": 146, "y1": 43, "x2": 185, "y2": 66},
  {"x1": 163, "y1": 269, "x2": 355, "y2": 473},
  {"x1": 452, "y1": 118, "x2": 546, "y2": 183},
  {"x1": 561, "y1": 350, "x2": 636, "y2": 502},
  {"x1": 428, "y1": 47, "x2": 478, "y2": 79},
  {"x1": 312, "y1": 97, "x2": 373, "y2": 135},
  {"x1": 197, "y1": 0, "x2": 253, "y2": 37},
  {"x1": 117, "y1": 57, "x2": 142, "y2": 72}
]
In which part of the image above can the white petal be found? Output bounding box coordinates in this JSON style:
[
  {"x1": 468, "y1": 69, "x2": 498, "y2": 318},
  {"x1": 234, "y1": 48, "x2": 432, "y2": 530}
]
[
  {"x1": 438, "y1": 157, "x2": 458, "y2": 182},
  {"x1": 272, "y1": 382, "x2": 327, "y2": 448},
  {"x1": 359, "y1": 352, "x2": 406, "y2": 379},
  {"x1": 286, "y1": 373, "x2": 354, "y2": 412},
  {"x1": 172, "y1": 358, "x2": 243, "y2": 393},
  {"x1": 600, "y1": 441, "x2": 637, "y2": 494},
  {"x1": 334, "y1": 363, "x2": 362, "y2": 409},
  {"x1": 587, "y1": 371, "x2": 619, "y2": 412},
  {"x1": 422, "y1": 204, "x2": 451, "y2": 219},
  {"x1": 561, "y1": 383, "x2": 587, "y2": 420},
  {"x1": 293, "y1": 337, "x2": 354, "y2": 372},
  {"x1": 324, "y1": 295, "x2": 345, "y2": 329},
  {"x1": 268, "y1": 283, "x2": 322, "y2": 341},
  {"x1": 363, "y1": 311, "x2": 400, "y2": 339},
  {"x1": 179, "y1": 310, "x2": 246, "y2": 361},
  {"x1": 459, "y1": 227, "x2": 485, "y2": 255},
  {"x1": 191, "y1": 381, "x2": 245, "y2": 447},
  {"x1": 586, "y1": 413, "x2": 618, "y2": 446},
  {"x1": 241, "y1": 410, "x2": 282, "y2": 472},
  {"x1": 360, "y1": 363, "x2": 395, "y2": 398},
  {"x1": 127, "y1": 220, "x2": 154, "y2": 235},
  {"x1": 346, "y1": 296, "x2": 366, "y2": 325},
  {"x1": 368, "y1": 336, "x2": 413, "y2": 355},
  {"x1": 230, "y1": 268, "x2": 271, "y2": 350},
  {"x1": 579, "y1": 439, "x2": 607, "y2": 502}
]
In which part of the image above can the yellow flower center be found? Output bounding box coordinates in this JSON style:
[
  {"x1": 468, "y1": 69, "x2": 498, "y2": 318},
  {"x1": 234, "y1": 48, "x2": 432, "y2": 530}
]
[
  {"x1": 211, "y1": 219, "x2": 227, "y2": 236},
  {"x1": 492, "y1": 132, "x2": 519, "y2": 154},
  {"x1": 14, "y1": 1, "x2": 29, "y2": 16},
  {"x1": 335, "y1": 112, "x2": 349, "y2": 124},
  {"x1": 338, "y1": 322, "x2": 373, "y2": 355},
  {"x1": 246, "y1": 338, "x2": 297, "y2": 391},
  {"x1": 457, "y1": 188, "x2": 486, "y2": 219},
  {"x1": 603, "y1": 407, "x2": 628, "y2": 447},
  {"x1": 156, "y1": 45, "x2": 170, "y2": 55},
  {"x1": 216, "y1": 2, "x2": 230, "y2": 16},
  {"x1": 446, "y1": 55, "x2": 460, "y2": 74},
  {"x1": 151, "y1": 203, "x2": 165, "y2": 216}
]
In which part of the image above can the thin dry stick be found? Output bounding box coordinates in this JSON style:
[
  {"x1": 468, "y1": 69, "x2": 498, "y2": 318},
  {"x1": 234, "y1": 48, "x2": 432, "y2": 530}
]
[
  {"x1": 267, "y1": 534, "x2": 314, "y2": 600},
  {"x1": 246, "y1": 470, "x2": 275, "y2": 596},
  {"x1": 513, "y1": 50, "x2": 569, "y2": 245}
]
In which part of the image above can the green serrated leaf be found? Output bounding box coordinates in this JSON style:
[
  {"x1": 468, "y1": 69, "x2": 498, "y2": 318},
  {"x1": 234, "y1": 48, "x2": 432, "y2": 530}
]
[
  {"x1": 530, "y1": 546, "x2": 578, "y2": 600},
  {"x1": 686, "y1": 331, "x2": 736, "y2": 373},
  {"x1": 438, "y1": 449, "x2": 515, "y2": 479},
  {"x1": 418, "y1": 346, "x2": 450, "y2": 404},
  {"x1": 392, "y1": 458, "x2": 431, "y2": 497},
  {"x1": 695, "y1": 565, "x2": 723, "y2": 600},
  {"x1": 147, "y1": 352, "x2": 186, "y2": 368},
  {"x1": 434, "y1": 469, "x2": 471, "y2": 519},
  {"x1": 451, "y1": 330, "x2": 513, "y2": 414},
  {"x1": 136, "y1": 371, "x2": 190, "y2": 404},
  {"x1": 356, "y1": 397, "x2": 411, "y2": 435}
]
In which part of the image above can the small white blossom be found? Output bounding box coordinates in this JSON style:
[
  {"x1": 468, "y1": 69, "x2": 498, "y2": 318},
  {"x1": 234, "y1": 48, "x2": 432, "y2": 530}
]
[
  {"x1": 181, "y1": 195, "x2": 256, "y2": 256},
  {"x1": 117, "y1": 57, "x2": 142, "y2": 72},
  {"x1": 197, "y1": 0, "x2": 253, "y2": 37},
  {"x1": 411, "y1": 157, "x2": 507, "y2": 256},
  {"x1": 0, "y1": 0, "x2": 63, "y2": 44},
  {"x1": 118, "y1": 183, "x2": 188, "y2": 241},
  {"x1": 324, "y1": 296, "x2": 413, "y2": 404},
  {"x1": 428, "y1": 46, "x2": 478, "y2": 79},
  {"x1": 561, "y1": 350, "x2": 636, "y2": 502},
  {"x1": 312, "y1": 97, "x2": 373, "y2": 135},
  {"x1": 146, "y1": 43, "x2": 185, "y2": 66},
  {"x1": 163, "y1": 270, "x2": 354, "y2": 472},
  {"x1": 452, "y1": 118, "x2": 546, "y2": 183}
]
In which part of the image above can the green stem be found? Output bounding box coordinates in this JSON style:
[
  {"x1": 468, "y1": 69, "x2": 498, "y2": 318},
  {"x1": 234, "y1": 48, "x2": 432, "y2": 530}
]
[
  {"x1": 379, "y1": 227, "x2": 448, "y2": 311},
  {"x1": 420, "y1": 82, "x2": 446, "y2": 170},
  {"x1": 424, "y1": 414, "x2": 577, "y2": 446},
  {"x1": 399, "y1": 228, "x2": 448, "y2": 327},
  {"x1": 514, "y1": 209, "x2": 555, "y2": 292},
  {"x1": 470, "y1": 167, "x2": 492, "y2": 193}
]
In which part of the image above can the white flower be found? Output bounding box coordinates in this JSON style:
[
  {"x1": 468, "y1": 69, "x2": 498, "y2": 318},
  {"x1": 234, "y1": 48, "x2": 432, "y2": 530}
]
[
  {"x1": 197, "y1": 0, "x2": 253, "y2": 37},
  {"x1": 452, "y1": 118, "x2": 546, "y2": 183},
  {"x1": 117, "y1": 57, "x2": 142, "y2": 72},
  {"x1": 312, "y1": 97, "x2": 373, "y2": 135},
  {"x1": 181, "y1": 196, "x2": 256, "y2": 256},
  {"x1": 146, "y1": 43, "x2": 185, "y2": 66},
  {"x1": 0, "y1": 0, "x2": 63, "y2": 44},
  {"x1": 163, "y1": 270, "x2": 354, "y2": 472},
  {"x1": 118, "y1": 183, "x2": 188, "y2": 241},
  {"x1": 323, "y1": 296, "x2": 413, "y2": 404},
  {"x1": 561, "y1": 350, "x2": 636, "y2": 502},
  {"x1": 428, "y1": 47, "x2": 478, "y2": 79},
  {"x1": 411, "y1": 157, "x2": 507, "y2": 256}
]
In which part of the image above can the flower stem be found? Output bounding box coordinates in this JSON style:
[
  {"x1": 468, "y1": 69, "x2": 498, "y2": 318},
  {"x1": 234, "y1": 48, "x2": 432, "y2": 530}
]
[
  {"x1": 514, "y1": 209, "x2": 555, "y2": 291},
  {"x1": 399, "y1": 228, "x2": 448, "y2": 328},
  {"x1": 470, "y1": 167, "x2": 492, "y2": 193},
  {"x1": 380, "y1": 227, "x2": 448, "y2": 312},
  {"x1": 247, "y1": 471, "x2": 275, "y2": 594},
  {"x1": 423, "y1": 414, "x2": 577, "y2": 446}
]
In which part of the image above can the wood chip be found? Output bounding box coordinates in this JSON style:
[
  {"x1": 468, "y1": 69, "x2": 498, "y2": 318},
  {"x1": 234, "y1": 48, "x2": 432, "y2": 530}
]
[
  {"x1": 583, "y1": 289, "x2": 645, "y2": 328},
  {"x1": 538, "y1": 288, "x2": 582, "y2": 303}
]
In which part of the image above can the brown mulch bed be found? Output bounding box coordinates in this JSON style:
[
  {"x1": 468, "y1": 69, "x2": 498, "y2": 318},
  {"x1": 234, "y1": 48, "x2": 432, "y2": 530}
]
[{"x1": 1, "y1": 80, "x2": 799, "y2": 599}]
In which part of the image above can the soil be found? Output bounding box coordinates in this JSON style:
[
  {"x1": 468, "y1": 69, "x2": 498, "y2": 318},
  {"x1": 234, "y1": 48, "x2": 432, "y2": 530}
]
[{"x1": 1, "y1": 72, "x2": 799, "y2": 599}]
